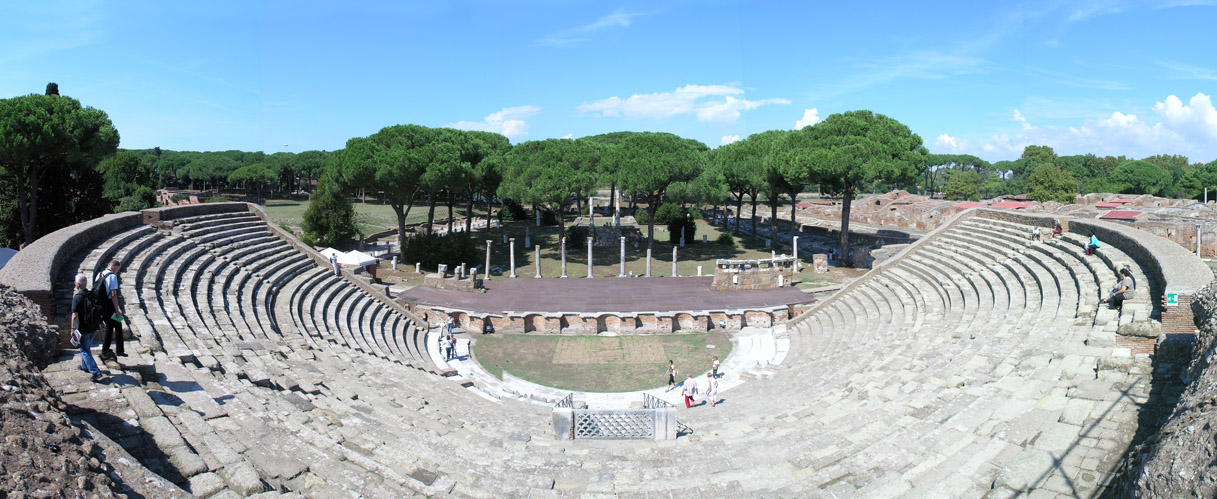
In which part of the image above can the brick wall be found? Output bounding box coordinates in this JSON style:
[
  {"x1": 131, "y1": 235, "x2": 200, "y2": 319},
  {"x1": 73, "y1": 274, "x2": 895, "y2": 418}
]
[{"x1": 1162, "y1": 294, "x2": 1196, "y2": 335}]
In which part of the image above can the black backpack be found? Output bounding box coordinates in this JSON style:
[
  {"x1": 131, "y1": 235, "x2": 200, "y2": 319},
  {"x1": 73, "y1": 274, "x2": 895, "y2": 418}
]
[
  {"x1": 93, "y1": 269, "x2": 114, "y2": 313},
  {"x1": 77, "y1": 290, "x2": 104, "y2": 333}
]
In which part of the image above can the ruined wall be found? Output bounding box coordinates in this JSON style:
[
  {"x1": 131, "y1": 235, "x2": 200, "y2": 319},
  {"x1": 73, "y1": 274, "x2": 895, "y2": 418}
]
[
  {"x1": 1129, "y1": 280, "x2": 1217, "y2": 496},
  {"x1": 0, "y1": 285, "x2": 125, "y2": 495}
]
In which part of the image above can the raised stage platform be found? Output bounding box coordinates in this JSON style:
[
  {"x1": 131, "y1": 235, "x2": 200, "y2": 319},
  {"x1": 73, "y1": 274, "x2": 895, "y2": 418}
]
[{"x1": 396, "y1": 276, "x2": 816, "y2": 334}]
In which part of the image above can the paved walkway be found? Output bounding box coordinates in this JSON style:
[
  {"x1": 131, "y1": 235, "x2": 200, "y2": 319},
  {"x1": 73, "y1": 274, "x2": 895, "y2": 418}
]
[{"x1": 396, "y1": 276, "x2": 813, "y2": 313}]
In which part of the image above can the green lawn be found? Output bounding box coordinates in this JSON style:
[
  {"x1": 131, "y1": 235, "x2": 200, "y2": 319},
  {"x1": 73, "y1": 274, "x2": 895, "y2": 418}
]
[
  {"x1": 473, "y1": 332, "x2": 731, "y2": 392},
  {"x1": 263, "y1": 196, "x2": 853, "y2": 290},
  {"x1": 262, "y1": 198, "x2": 479, "y2": 238}
]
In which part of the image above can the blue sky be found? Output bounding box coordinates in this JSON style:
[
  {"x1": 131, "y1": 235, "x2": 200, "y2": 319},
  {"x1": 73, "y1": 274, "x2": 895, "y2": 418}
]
[{"x1": 2, "y1": 1, "x2": 1215, "y2": 163}]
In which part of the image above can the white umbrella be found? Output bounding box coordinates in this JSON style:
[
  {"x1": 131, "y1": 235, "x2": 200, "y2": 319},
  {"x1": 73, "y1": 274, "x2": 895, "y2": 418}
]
[{"x1": 338, "y1": 250, "x2": 378, "y2": 266}]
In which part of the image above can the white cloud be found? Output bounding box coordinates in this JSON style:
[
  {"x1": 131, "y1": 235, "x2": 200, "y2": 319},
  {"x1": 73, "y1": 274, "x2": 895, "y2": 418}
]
[
  {"x1": 577, "y1": 84, "x2": 788, "y2": 124},
  {"x1": 794, "y1": 108, "x2": 820, "y2": 129},
  {"x1": 1013, "y1": 109, "x2": 1034, "y2": 131},
  {"x1": 537, "y1": 11, "x2": 650, "y2": 46},
  {"x1": 934, "y1": 133, "x2": 968, "y2": 154},
  {"x1": 1065, "y1": 0, "x2": 1125, "y2": 22},
  {"x1": 448, "y1": 105, "x2": 540, "y2": 142},
  {"x1": 1152, "y1": 92, "x2": 1217, "y2": 140},
  {"x1": 721, "y1": 135, "x2": 740, "y2": 145},
  {"x1": 939, "y1": 93, "x2": 1217, "y2": 161}
]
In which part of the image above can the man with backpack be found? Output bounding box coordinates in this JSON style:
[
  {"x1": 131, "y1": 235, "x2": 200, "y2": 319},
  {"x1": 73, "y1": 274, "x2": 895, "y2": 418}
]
[
  {"x1": 71, "y1": 273, "x2": 104, "y2": 382},
  {"x1": 96, "y1": 260, "x2": 126, "y2": 361}
]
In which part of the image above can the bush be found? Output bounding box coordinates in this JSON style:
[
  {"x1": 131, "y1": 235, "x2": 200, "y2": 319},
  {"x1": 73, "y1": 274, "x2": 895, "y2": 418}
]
[
  {"x1": 114, "y1": 185, "x2": 156, "y2": 212},
  {"x1": 565, "y1": 226, "x2": 589, "y2": 251},
  {"x1": 540, "y1": 209, "x2": 559, "y2": 226},
  {"x1": 653, "y1": 203, "x2": 684, "y2": 225},
  {"x1": 170, "y1": 193, "x2": 188, "y2": 203},
  {"x1": 667, "y1": 216, "x2": 696, "y2": 244},
  {"x1": 204, "y1": 195, "x2": 230, "y2": 203},
  {"x1": 716, "y1": 232, "x2": 734, "y2": 245},
  {"x1": 498, "y1": 199, "x2": 527, "y2": 221},
  {"x1": 400, "y1": 232, "x2": 480, "y2": 272}
]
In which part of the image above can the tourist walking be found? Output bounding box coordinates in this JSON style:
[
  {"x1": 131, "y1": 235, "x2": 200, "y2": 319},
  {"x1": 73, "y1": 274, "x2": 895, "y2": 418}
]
[
  {"x1": 665, "y1": 360, "x2": 677, "y2": 392},
  {"x1": 712, "y1": 356, "x2": 720, "y2": 378},
  {"x1": 682, "y1": 374, "x2": 698, "y2": 408},
  {"x1": 71, "y1": 274, "x2": 104, "y2": 382},
  {"x1": 331, "y1": 253, "x2": 340, "y2": 276},
  {"x1": 448, "y1": 334, "x2": 457, "y2": 361},
  {"x1": 96, "y1": 260, "x2": 125, "y2": 361},
  {"x1": 446, "y1": 316, "x2": 454, "y2": 335},
  {"x1": 705, "y1": 372, "x2": 719, "y2": 407}
]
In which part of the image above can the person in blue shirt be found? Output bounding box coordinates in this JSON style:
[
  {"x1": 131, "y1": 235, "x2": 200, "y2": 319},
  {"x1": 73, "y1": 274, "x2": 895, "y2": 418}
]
[
  {"x1": 1085, "y1": 234, "x2": 1101, "y2": 256},
  {"x1": 97, "y1": 260, "x2": 126, "y2": 360}
]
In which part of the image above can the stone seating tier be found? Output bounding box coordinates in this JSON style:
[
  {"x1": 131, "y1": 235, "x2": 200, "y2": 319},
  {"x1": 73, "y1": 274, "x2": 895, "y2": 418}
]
[{"x1": 38, "y1": 210, "x2": 1169, "y2": 497}]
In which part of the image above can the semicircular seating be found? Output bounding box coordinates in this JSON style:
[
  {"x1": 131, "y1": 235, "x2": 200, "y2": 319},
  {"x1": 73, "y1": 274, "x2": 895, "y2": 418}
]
[{"x1": 44, "y1": 209, "x2": 1161, "y2": 497}]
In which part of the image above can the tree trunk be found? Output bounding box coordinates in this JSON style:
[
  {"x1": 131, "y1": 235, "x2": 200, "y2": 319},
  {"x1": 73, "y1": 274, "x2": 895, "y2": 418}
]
[
  {"x1": 485, "y1": 194, "x2": 494, "y2": 231},
  {"x1": 446, "y1": 193, "x2": 455, "y2": 234},
  {"x1": 425, "y1": 192, "x2": 436, "y2": 234},
  {"x1": 645, "y1": 199, "x2": 657, "y2": 251},
  {"x1": 733, "y1": 192, "x2": 744, "y2": 235},
  {"x1": 749, "y1": 191, "x2": 759, "y2": 236},
  {"x1": 770, "y1": 197, "x2": 779, "y2": 241},
  {"x1": 609, "y1": 182, "x2": 617, "y2": 219},
  {"x1": 839, "y1": 186, "x2": 854, "y2": 265},
  {"x1": 391, "y1": 198, "x2": 414, "y2": 246},
  {"x1": 465, "y1": 195, "x2": 475, "y2": 234},
  {"x1": 789, "y1": 191, "x2": 799, "y2": 241}
]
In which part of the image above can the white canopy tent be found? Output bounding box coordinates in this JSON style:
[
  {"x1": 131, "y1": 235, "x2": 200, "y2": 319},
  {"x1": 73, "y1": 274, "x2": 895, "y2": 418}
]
[
  {"x1": 338, "y1": 250, "x2": 378, "y2": 267},
  {"x1": 318, "y1": 247, "x2": 343, "y2": 260}
]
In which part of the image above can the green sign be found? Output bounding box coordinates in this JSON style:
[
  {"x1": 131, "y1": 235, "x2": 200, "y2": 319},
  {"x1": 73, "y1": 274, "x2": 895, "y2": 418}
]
[{"x1": 1166, "y1": 293, "x2": 1179, "y2": 306}]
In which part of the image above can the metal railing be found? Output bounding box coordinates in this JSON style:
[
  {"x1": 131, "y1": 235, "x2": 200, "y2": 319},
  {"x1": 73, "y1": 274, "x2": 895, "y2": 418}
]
[
  {"x1": 643, "y1": 393, "x2": 674, "y2": 409},
  {"x1": 554, "y1": 393, "x2": 574, "y2": 409}
]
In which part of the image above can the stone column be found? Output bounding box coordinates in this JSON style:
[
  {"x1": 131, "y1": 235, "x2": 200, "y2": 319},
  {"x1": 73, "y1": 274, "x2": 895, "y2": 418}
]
[
  {"x1": 589, "y1": 197, "x2": 595, "y2": 228},
  {"x1": 697, "y1": 265, "x2": 703, "y2": 276},
  {"x1": 485, "y1": 240, "x2": 492, "y2": 281},
  {"x1": 525, "y1": 226, "x2": 530, "y2": 248},
  {"x1": 646, "y1": 248, "x2": 652, "y2": 277},
  {"x1": 793, "y1": 236, "x2": 800, "y2": 271},
  {"x1": 535, "y1": 245, "x2": 541, "y2": 278},
  {"x1": 560, "y1": 237, "x2": 568, "y2": 278},
  {"x1": 672, "y1": 247, "x2": 677, "y2": 277},
  {"x1": 509, "y1": 238, "x2": 516, "y2": 278},
  {"x1": 619, "y1": 237, "x2": 626, "y2": 277},
  {"x1": 586, "y1": 237, "x2": 594, "y2": 278},
  {"x1": 536, "y1": 209, "x2": 541, "y2": 227},
  {"x1": 614, "y1": 192, "x2": 621, "y2": 227},
  {"x1": 679, "y1": 233, "x2": 685, "y2": 248},
  {"x1": 415, "y1": 262, "x2": 421, "y2": 274}
]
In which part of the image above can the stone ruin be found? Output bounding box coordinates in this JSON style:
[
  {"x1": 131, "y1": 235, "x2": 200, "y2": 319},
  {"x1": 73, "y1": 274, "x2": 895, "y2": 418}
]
[
  {"x1": 792, "y1": 190, "x2": 1217, "y2": 258},
  {"x1": 711, "y1": 256, "x2": 796, "y2": 290}
]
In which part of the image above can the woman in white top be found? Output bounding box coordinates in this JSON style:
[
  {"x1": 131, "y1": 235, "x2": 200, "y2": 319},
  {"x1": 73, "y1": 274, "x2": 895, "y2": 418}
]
[
  {"x1": 705, "y1": 372, "x2": 719, "y2": 407},
  {"x1": 712, "y1": 356, "x2": 720, "y2": 378}
]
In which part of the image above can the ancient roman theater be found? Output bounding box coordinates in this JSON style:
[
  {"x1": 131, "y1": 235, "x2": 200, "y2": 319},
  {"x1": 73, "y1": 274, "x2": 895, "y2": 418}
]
[{"x1": 2, "y1": 200, "x2": 1215, "y2": 498}]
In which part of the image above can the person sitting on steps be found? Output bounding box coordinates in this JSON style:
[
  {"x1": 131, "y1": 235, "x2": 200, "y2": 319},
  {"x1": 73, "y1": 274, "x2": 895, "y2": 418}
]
[
  {"x1": 1085, "y1": 234, "x2": 1101, "y2": 256},
  {"x1": 1100, "y1": 268, "x2": 1136, "y2": 311}
]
